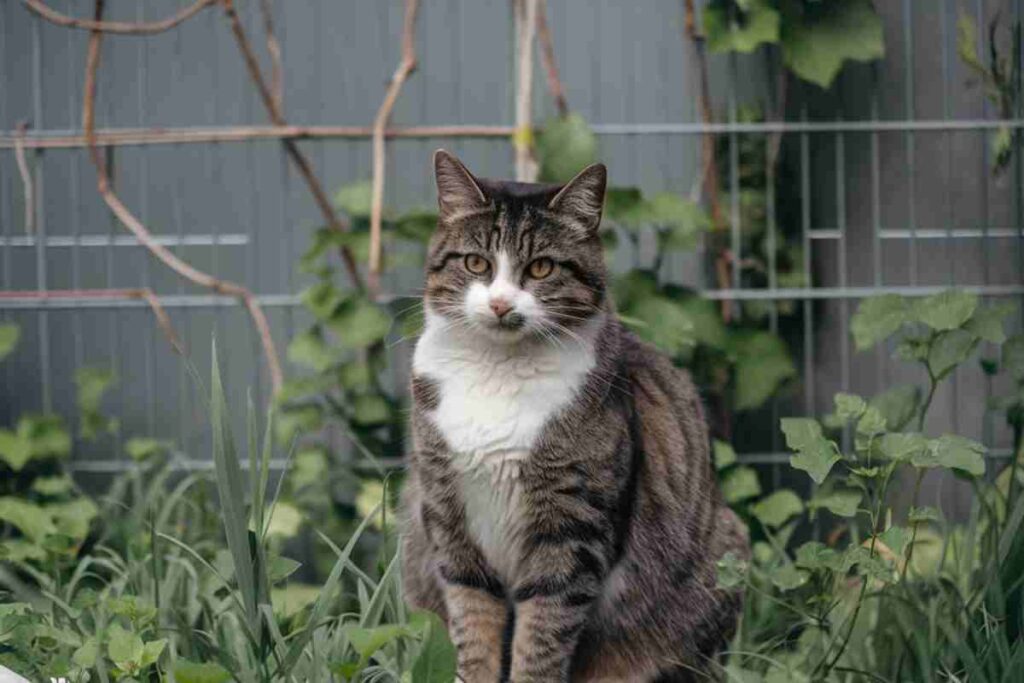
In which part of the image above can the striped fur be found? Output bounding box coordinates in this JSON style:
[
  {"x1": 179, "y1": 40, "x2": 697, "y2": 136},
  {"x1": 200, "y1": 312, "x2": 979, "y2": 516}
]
[{"x1": 401, "y1": 152, "x2": 749, "y2": 682}]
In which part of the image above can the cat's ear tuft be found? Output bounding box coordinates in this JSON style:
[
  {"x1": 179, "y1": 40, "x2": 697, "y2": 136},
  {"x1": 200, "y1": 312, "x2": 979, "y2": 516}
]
[
  {"x1": 547, "y1": 163, "x2": 607, "y2": 234},
  {"x1": 434, "y1": 149, "x2": 489, "y2": 220}
]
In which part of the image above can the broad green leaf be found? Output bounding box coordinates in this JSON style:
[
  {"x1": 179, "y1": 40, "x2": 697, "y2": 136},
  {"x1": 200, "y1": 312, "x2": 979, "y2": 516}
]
[
  {"x1": 929, "y1": 434, "x2": 986, "y2": 476},
  {"x1": 854, "y1": 406, "x2": 887, "y2": 452},
  {"x1": 877, "y1": 432, "x2": 927, "y2": 462},
  {"x1": 108, "y1": 596, "x2": 158, "y2": 624},
  {"x1": 833, "y1": 392, "x2": 867, "y2": 421},
  {"x1": 268, "y1": 555, "x2": 302, "y2": 583},
  {"x1": 291, "y1": 448, "x2": 329, "y2": 490},
  {"x1": 731, "y1": 331, "x2": 796, "y2": 410},
  {"x1": 140, "y1": 639, "x2": 167, "y2": 668},
  {"x1": 721, "y1": 466, "x2": 762, "y2": 503},
  {"x1": 328, "y1": 298, "x2": 392, "y2": 350},
  {"x1": 340, "y1": 362, "x2": 374, "y2": 391},
  {"x1": 0, "y1": 429, "x2": 32, "y2": 471},
  {"x1": 705, "y1": 0, "x2": 780, "y2": 54},
  {"x1": 267, "y1": 501, "x2": 303, "y2": 539},
  {"x1": 0, "y1": 497, "x2": 56, "y2": 541},
  {"x1": 965, "y1": 302, "x2": 1013, "y2": 343},
  {"x1": 394, "y1": 210, "x2": 438, "y2": 242},
  {"x1": 909, "y1": 506, "x2": 941, "y2": 523},
  {"x1": 781, "y1": 0, "x2": 885, "y2": 88},
  {"x1": 928, "y1": 328, "x2": 978, "y2": 379},
  {"x1": 344, "y1": 623, "x2": 410, "y2": 661},
  {"x1": 795, "y1": 541, "x2": 839, "y2": 571},
  {"x1": 809, "y1": 489, "x2": 861, "y2": 518},
  {"x1": 646, "y1": 193, "x2": 710, "y2": 251},
  {"x1": 611, "y1": 271, "x2": 659, "y2": 309},
  {"x1": 125, "y1": 438, "x2": 171, "y2": 462},
  {"x1": 769, "y1": 563, "x2": 809, "y2": 591},
  {"x1": 301, "y1": 281, "x2": 346, "y2": 321},
  {"x1": 912, "y1": 289, "x2": 978, "y2": 331},
  {"x1": 352, "y1": 394, "x2": 391, "y2": 426},
  {"x1": 335, "y1": 180, "x2": 373, "y2": 218},
  {"x1": 716, "y1": 551, "x2": 748, "y2": 589},
  {"x1": 1004, "y1": 334, "x2": 1024, "y2": 381},
  {"x1": 869, "y1": 384, "x2": 921, "y2": 431},
  {"x1": 30, "y1": 475, "x2": 73, "y2": 496},
  {"x1": 275, "y1": 404, "x2": 322, "y2": 446},
  {"x1": 287, "y1": 328, "x2": 338, "y2": 373},
  {"x1": 878, "y1": 526, "x2": 911, "y2": 557},
  {"x1": 781, "y1": 418, "x2": 839, "y2": 484},
  {"x1": 107, "y1": 624, "x2": 144, "y2": 670},
  {"x1": 172, "y1": 659, "x2": 232, "y2": 683},
  {"x1": 713, "y1": 440, "x2": 737, "y2": 471},
  {"x1": 536, "y1": 113, "x2": 598, "y2": 183},
  {"x1": 623, "y1": 296, "x2": 695, "y2": 356},
  {"x1": 72, "y1": 638, "x2": 99, "y2": 669},
  {"x1": 0, "y1": 324, "x2": 19, "y2": 362},
  {"x1": 603, "y1": 187, "x2": 644, "y2": 223},
  {"x1": 677, "y1": 295, "x2": 727, "y2": 349},
  {"x1": 50, "y1": 497, "x2": 98, "y2": 541},
  {"x1": 750, "y1": 489, "x2": 804, "y2": 528},
  {"x1": 410, "y1": 611, "x2": 458, "y2": 683},
  {"x1": 851, "y1": 294, "x2": 907, "y2": 350}
]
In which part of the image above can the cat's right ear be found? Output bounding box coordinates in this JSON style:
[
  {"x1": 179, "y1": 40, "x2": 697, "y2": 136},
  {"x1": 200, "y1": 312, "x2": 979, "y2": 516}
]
[{"x1": 434, "y1": 149, "x2": 489, "y2": 220}]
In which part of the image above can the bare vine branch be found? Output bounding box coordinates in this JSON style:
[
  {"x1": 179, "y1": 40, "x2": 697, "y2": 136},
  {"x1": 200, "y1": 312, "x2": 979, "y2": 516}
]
[
  {"x1": 369, "y1": 0, "x2": 421, "y2": 296},
  {"x1": 220, "y1": 0, "x2": 364, "y2": 292},
  {"x1": 513, "y1": 0, "x2": 540, "y2": 182},
  {"x1": 20, "y1": 0, "x2": 216, "y2": 35},
  {"x1": 536, "y1": 0, "x2": 568, "y2": 118},
  {"x1": 0, "y1": 289, "x2": 184, "y2": 355},
  {"x1": 83, "y1": 0, "x2": 282, "y2": 394},
  {"x1": 258, "y1": 0, "x2": 284, "y2": 114},
  {"x1": 13, "y1": 122, "x2": 34, "y2": 235}
]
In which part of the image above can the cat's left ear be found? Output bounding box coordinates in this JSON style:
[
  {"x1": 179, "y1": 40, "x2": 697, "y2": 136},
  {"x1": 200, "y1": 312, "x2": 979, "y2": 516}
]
[{"x1": 547, "y1": 163, "x2": 607, "y2": 235}]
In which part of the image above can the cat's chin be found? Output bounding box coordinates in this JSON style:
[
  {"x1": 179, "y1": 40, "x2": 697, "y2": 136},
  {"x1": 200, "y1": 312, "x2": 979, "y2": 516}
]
[{"x1": 472, "y1": 321, "x2": 533, "y2": 345}]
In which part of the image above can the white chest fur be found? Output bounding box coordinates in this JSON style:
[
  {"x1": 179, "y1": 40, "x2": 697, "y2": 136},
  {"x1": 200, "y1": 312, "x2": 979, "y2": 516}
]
[{"x1": 413, "y1": 314, "x2": 599, "y2": 579}]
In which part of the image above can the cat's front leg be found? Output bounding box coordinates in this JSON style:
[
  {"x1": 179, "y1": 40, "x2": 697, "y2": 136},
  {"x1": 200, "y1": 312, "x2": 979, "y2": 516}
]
[{"x1": 441, "y1": 580, "x2": 507, "y2": 681}]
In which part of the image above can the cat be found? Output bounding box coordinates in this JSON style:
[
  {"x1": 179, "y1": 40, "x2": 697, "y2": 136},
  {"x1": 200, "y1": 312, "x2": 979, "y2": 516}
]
[{"x1": 400, "y1": 150, "x2": 749, "y2": 682}]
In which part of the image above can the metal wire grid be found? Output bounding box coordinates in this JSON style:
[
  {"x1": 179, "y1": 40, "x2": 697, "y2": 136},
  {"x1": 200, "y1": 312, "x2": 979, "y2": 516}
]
[{"x1": 0, "y1": 0, "x2": 1021, "y2": 483}]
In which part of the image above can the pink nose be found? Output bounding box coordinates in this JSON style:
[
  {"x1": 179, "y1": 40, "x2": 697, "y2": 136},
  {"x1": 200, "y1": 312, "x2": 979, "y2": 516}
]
[{"x1": 489, "y1": 298, "x2": 512, "y2": 318}]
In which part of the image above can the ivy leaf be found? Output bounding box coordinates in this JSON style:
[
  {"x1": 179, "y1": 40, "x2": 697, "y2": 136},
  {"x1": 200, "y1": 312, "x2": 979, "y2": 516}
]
[
  {"x1": 72, "y1": 638, "x2": 99, "y2": 669},
  {"x1": 795, "y1": 541, "x2": 839, "y2": 572},
  {"x1": 965, "y1": 302, "x2": 1014, "y2": 343},
  {"x1": 833, "y1": 392, "x2": 867, "y2": 422},
  {"x1": 781, "y1": 0, "x2": 885, "y2": 89},
  {"x1": 537, "y1": 114, "x2": 598, "y2": 183},
  {"x1": 713, "y1": 440, "x2": 737, "y2": 471},
  {"x1": 328, "y1": 298, "x2": 392, "y2": 350},
  {"x1": 75, "y1": 366, "x2": 116, "y2": 413},
  {"x1": 603, "y1": 187, "x2": 644, "y2": 223},
  {"x1": 107, "y1": 624, "x2": 145, "y2": 671},
  {"x1": 140, "y1": 639, "x2": 167, "y2": 668},
  {"x1": 929, "y1": 435, "x2": 986, "y2": 477},
  {"x1": 851, "y1": 294, "x2": 907, "y2": 350},
  {"x1": 716, "y1": 551, "x2": 748, "y2": 589},
  {"x1": 1003, "y1": 334, "x2": 1024, "y2": 381},
  {"x1": 50, "y1": 497, "x2": 98, "y2": 541},
  {"x1": 705, "y1": 0, "x2": 781, "y2": 54},
  {"x1": 721, "y1": 466, "x2": 762, "y2": 503},
  {"x1": 769, "y1": 563, "x2": 809, "y2": 591},
  {"x1": 677, "y1": 295, "x2": 728, "y2": 349},
  {"x1": 854, "y1": 406, "x2": 887, "y2": 452},
  {"x1": 125, "y1": 438, "x2": 172, "y2": 462},
  {"x1": 869, "y1": 384, "x2": 921, "y2": 431},
  {"x1": 173, "y1": 659, "x2": 232, "y2": 683},
  {"x1": 912, "y1": 289, "x2": 978, "y2": 331},
  {"x1": 335, "y1": 180, "x2": 373, "y2": 218},
  {"x1": 0, "y1": 497, "x2": 56, "y2": 541},
  {"x1": 287, "y1": 328, "x2": 339, "y2": 373},
  {"x1": 0, "y1": 429, "x2": 31, "y2": 471},
  {"x1": 0, "y1": 323, "x2": 19, "y2": 362},
  {"x1": 878, "y1": 526, "x2": 911, "y2": 558},
  {"x1": 877, "y1": 432, "x2": 927, "y2": 463},
  {"x1": 623, "y1": 296, "x2": 695, "y2": 356},
  {"x1": 301, "y1": 281, "x2": 346, "y2": 321},
  {"x1": 410, "y1": 611, "x2": 458, "y2": 683},
  {"x1": 647, "y1": 193, "x2": 710, "y2": 251},
  {"x1": 928, "y1": 329, "x2": 979, "y2": 379},
  {"x1": 809, "y1": 488, "x2": 862, "y2": 518},
  {"x1": 275, "y1": 405, "x2": 323, "y2": 447},
  {"x1": 731, "y1": 331, "x2": 796, "y2": 410},
  {"x1": 31, "y1": 475, "x2": 74, "y2": 496},
  {"x1": 781, "y1": 418, "x2": 839, "y2": 484},
  {"x1": 750, "y1": 489, "x2": 804, "y2": 528},
  {"x1": 351, "y1": 395, "x2": 391, "y2": 426}
]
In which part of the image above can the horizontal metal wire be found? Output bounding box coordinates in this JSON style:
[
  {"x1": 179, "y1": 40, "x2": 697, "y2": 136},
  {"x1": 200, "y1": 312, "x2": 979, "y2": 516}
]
[
  {"x1": 809, "y1": 227, "x2": 1024, "y2": 240},
  {"x1": 0, "y1": 234, "x2": 249, "y2": 248},
  {"x1": 2, "y1": 284, "x2": 1022, "y2": 311},
  {"x1": 3, "y1": 118, "x2": 1024, "y2": 149}
]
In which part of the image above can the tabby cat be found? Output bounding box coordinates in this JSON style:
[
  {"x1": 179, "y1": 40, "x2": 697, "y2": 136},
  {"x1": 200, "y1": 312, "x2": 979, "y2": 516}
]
[{"x1": 401, "y1": 151, "x2": 749, "y2": 682}]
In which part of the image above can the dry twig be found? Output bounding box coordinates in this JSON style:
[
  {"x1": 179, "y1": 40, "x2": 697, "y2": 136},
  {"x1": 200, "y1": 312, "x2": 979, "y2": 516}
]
[
  {"x1": 369, "y1": 0, "x2": 421, "y2": 296},
  {"x1": 13, "y1": 122, "x2": 34, "y2": 235},
  {"x1": 513, "y1": 0, "x2": 540, "y2": 182},
  {"x1": 535, "y1": 0, "x2": 568, "y2": 118},
  {"x1": 21, "y1": 0, "x2": 217, "y2": 35},
  {"x1": 0, "y1": 289, "x2": 184, "y2": 355},
  {"x1": 258, "y1": 0, "x2": 283, "y2": 114},
  {"x1": 220, "y1": 0, "x2": 364, "y2": 291},
  {"x1": 82, "y1": 0, "x2": 282, "y2": 393}
]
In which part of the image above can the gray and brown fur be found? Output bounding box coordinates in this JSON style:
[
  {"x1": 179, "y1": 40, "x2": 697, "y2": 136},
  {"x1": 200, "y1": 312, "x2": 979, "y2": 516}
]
[{"x1": 401, "y1": 151, "x2": 749, "y2": 682}]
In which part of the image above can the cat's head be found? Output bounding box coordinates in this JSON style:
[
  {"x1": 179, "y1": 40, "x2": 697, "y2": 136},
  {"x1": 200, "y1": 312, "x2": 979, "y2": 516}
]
[{"x1": 423, "y1": 150, "x2": 608, "y2": 344}]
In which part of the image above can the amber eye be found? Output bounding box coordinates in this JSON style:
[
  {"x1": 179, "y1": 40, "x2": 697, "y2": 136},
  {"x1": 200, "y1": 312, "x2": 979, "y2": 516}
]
[
  {"x1": 527, "y1": 258, "x2": 554, "y2": 279},
  {"x1": 464, "y1": 254, "x2": 490, "y2": 275}
]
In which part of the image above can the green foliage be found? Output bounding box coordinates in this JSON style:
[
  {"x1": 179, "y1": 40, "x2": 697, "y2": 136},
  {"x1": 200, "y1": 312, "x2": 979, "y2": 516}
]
[{"x1": 536, "y1": 112, "x2": 599, "y2": 183}]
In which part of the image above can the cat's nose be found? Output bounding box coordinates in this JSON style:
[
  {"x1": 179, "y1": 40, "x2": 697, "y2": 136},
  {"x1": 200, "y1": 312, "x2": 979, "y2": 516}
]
[{"x1": 489, "y1": 298, "x2": 513, "y2": 318}]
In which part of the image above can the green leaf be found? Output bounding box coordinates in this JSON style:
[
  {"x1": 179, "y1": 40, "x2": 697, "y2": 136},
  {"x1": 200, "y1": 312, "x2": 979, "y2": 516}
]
[
  {"x1": 0, "y1": 429, "x2": 32, "y2": 472},
  {"x1": 623, "y1": 296, "x2": 695, "y2": 356},
  {"x1": 0, "y1": 324, "x2": 19, "y2": 362},
  {"x1": 781, "y1": 0, "x2": 885, "y2": 89},
  {"x1": 851, "y1": 294, "x2": 908, "y2": 350},
  {"x1": 646, "y1": 193, "x2": 710, "y2": 251},
  {"x1": 344, "y1": 623, "x2": 410, "y2": 661},
  {"x1": 877, "y1": 432, "x2": 927, "y2": 463},
  {"x1": 72, "y1": 638, "x2": 99, "y2": 669},
  {"x1": 50, "y1": 497, "x2": 98, "y2": 541},
  {"x1": 912, "y1": 289, "x2": 978, "y2": 331},
  {"x1": 677, "y1": 296, "x2": 727, "y2": 349},
  {"x1": 716, "y1": 551, "x2": 748, "y2": 589},
  {"x1": 351, "y1": 395, "x2": 391, "y2": 426},
  {"x1": 833, "y1": 392, "x2": 867, "y2": 422},
  {"x1": 328, "y1": 297, "x2": 392, "y2": 350},
  {"x1": 75, "y1": 366, "x2": 116, "y2": 413},
  {"x1": 275, "y1": 404, "x2": 322, "y2": 446},
  {"x1": 731, "y1": 331, "x2": 796, "y2": 410},
  {"x1": 172, "y1": 659, "x2": 232, "y2": 683},
  {"x1": 0, "y1": 497, "x2": 56, "y2": 541},
  {"x1": 107, "y1": 624, "x2": 144, "y2": 670},
  {"x1": 705, "y1": 0, "x2": 781, "y2": 54},
  {"x1": 611, "y1": 271, "x2": 659, "y2": 309},
  {"x1": 928, "y1": 328, "x2": 979, "y2": 379},
  {"x1": 140, "y1": 639, "x2": 167, "y2": 668},
  {"x1": 335, "y1": 180, "x2": 373, "y2": 218},
  {"x1": 603, "y1": 187, "x2": 644, "y2": 223},
  {"x1": 713, "y1": 440, "x2": 737, "y2": 471},
  {"x1": 268, "y1": 555, "x2": 302, "y2": 583},
  {"x1": 721, "y1": 465, "x2": 762, "y2": 503},
  {"x1": 536, "y1": 113, "x2": 598, "y2": 183},
  {"x1": 909, "y1": 506, "x2": 941, "y2": 523},
  {"x1": 869, "y1": 384, "x2": 921, "y2": 431},
  {"x1": 809, "y1": 489, "x2": 862, "y2": 518},
  {"x1": 781, "y1": 418, "x2": 839, "y2": 484},
  {"x1": 301, "y1": 281, "x2": 346, "y2": 321},
  {"x1": 125, "y1": 438, "x2": 171, "y2": 462},
  {"x1": 795, "y1": 541, "x2": 839, "y2": 572},
  {"x1": 410, "y1": 611, "x2": 458, "y2": 683},
  {"x1": 1004, "y1": 334, "x2": 1024, "y2": 381},
  {"x1": 750, "y1": 489, "x2": 804, "y2": 528},
  {"x1": 267, "y1": 501, "x2": 304, "y2": 539},
  {"x1": 287, "y1": 328, "x2": 339, "y2": 373},
  {"x1": 929, "y1": 434, "x2": 986, "y2": 477},
  {"x1": 854, "y1": 405, "x2": 887, "y2": 452},
  {"x1": 394, "y1": 210, "x2": 439, "y2": 243},
  {"x1": 769, "y1": 563, "x2": 809, "y2": 591},
  {"x1": 31, "y1": 475, "x2": 73, "y2": 496},
  {"x1": 965, "y1": 302, "x2": 1013, "y2": 343},
  {"x1": 878, "y1": 526, "x2": 911, "y2": 557}
]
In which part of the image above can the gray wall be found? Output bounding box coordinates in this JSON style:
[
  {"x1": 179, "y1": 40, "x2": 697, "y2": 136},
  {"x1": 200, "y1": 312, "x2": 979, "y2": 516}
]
[{"x1": 0, "y1": 1, "x2": 1021, "y2": 504}]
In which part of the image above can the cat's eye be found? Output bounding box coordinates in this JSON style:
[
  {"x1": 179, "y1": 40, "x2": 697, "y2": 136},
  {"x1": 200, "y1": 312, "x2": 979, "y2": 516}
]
[
  {"x1": 527, "y1": 258, "x2": 555, "y2": 279},
  {"x1": 464, "y1": 254, "x2": 490, "y2": 275}
]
